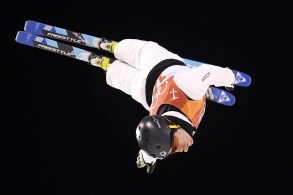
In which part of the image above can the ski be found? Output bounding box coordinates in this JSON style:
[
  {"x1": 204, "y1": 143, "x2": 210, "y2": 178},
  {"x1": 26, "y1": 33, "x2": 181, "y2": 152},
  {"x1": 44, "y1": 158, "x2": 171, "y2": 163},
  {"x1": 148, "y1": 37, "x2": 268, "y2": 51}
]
[
  {"x1": 24, "y1": 20, "x2": 104, "y2": 49},
  {"x1": 16, "y1": 31, "x2": 236, "y2": 106},
  {"x1": 206, "y1": 87, "x2": 235, "y2": 106},
  {"x1": 15, "y1": 31, "x2": 109, "y2": 67},
  {"x1": 183, "y1": 59, "x2": 251, "y2": 87},
  {"x1": 24, "y1": 20, "x2": 251, "y2": 87}
]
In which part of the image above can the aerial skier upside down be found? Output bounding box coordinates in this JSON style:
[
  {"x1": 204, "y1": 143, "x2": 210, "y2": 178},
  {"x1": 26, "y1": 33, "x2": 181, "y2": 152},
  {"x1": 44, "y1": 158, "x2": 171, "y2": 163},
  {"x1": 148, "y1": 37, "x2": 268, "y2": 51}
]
[{"x1": 16, "y1": 21, "x2": 252, "y2": 174}]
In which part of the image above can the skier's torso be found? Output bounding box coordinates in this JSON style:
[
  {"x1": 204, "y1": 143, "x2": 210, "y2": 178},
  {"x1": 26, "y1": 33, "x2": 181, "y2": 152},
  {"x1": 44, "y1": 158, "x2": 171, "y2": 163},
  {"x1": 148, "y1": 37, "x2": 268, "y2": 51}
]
[{"x1": 149, "y1": 65, "x2": 206, "y2": 129}]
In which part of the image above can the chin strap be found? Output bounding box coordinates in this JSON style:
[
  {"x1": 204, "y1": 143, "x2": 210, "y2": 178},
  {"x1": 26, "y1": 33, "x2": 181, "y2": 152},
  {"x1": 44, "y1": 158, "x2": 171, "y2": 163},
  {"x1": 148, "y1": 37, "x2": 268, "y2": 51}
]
[{"x1": 136, "y1": 150, "x2": 157, "y2": 174}]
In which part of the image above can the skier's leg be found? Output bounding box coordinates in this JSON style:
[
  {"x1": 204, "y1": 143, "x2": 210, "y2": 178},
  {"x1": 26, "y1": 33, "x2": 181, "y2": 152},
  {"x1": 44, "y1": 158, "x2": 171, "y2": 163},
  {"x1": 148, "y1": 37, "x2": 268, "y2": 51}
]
[
  {"x1": 174, "y1": 64, "x2": 235, "y2": 100},
  {"x1": 113, "y1": 39, "x2": 184, "y2": 75},
  {"x1": 86, "y1": 50, "x2": 150, "y2": 109},
  {"x1": 106, "y1": 60, "x2": 150, "y2": 110}
]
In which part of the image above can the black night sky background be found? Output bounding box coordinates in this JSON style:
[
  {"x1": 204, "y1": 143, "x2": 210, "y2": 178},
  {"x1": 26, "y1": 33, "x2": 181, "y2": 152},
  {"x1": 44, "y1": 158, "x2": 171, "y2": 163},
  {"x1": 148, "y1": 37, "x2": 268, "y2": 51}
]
[{"x1": 4, "y1": 1, "x2": 291, "y2": 194}]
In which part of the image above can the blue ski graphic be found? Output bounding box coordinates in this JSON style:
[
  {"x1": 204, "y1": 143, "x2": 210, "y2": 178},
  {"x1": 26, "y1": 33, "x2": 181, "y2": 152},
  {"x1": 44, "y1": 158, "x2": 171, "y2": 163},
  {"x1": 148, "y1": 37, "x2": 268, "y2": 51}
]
[
  {"x1": 231, "y1": 70, "x2": 251, "y2": 87},
  {"x1": 206, "y1": 87, "x2": 235, "y2": 106},
  {"x1": 24, "y1": 20, "x2": 100, "y2": 48},
  {"x1": 24, "y1": 20, "x2": 251, "y2": 88},
  {"x1": 15, "y1": 31, "x2": 97, "y2": 63}
]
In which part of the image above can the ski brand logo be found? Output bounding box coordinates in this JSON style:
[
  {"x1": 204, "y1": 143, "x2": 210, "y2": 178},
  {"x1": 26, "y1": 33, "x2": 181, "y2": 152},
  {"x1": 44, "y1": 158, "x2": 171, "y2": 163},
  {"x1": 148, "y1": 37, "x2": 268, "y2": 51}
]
[
  {"x1": 235, "y1": 71, "x2": 246, "y2": 84},
  {"x1": 160, "y1": 151, "x2": 167, "y2": 157},
  {"x1": 44, "y1": 25, "x2": 53, "y2": 31},
  {"x1": 201, "y1": 72, "x2": 211, "y2": 81},
  {"x1": 47, "y1": 33, "x2": 83, "y2": 44},
  {"x1": 152, "y1": 116, "x2": 161, "y2": 128},
  {"x1": 218, "y1": 91, "x2": 230, "y2": 103},
  {"x1": 34, "y1": 37, "x2": 44, "y2": 43},
  {"x1": 37, "y1": 44, "x2": 74, "y2": 57}
]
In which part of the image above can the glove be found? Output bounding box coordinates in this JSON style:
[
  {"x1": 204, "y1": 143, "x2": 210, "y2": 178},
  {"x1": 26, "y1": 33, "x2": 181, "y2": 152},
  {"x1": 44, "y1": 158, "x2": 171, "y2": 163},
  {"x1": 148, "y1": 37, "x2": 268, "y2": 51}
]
[{"x1": 136, "y1": 150, "x2": 157, "y2": 174}]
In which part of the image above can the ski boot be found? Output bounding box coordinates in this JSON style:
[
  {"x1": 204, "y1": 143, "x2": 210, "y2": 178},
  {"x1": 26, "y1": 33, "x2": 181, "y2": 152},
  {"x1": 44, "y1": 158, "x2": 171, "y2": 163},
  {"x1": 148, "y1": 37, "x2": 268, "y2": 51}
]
[
  {"x1": 99, "y1": 38, "x2": 118, "y2": 53},
  {"x1": 88, "y1": 53, "x2": 114, "y2": 71}
]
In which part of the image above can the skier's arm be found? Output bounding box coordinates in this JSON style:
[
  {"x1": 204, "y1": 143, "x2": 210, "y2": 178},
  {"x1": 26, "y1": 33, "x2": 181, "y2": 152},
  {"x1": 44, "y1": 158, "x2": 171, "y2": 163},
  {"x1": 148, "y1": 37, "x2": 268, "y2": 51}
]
[{"x1": 173, "y1": 64, "x2": 235, "y2": 100}]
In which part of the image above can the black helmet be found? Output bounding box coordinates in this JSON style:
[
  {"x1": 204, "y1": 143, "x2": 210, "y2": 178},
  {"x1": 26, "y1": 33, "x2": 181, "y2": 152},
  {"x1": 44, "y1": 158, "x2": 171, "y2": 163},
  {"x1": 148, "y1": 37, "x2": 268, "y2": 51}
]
[{"x1": 135, "y1": 115, "x2": 179, "y2": 159}]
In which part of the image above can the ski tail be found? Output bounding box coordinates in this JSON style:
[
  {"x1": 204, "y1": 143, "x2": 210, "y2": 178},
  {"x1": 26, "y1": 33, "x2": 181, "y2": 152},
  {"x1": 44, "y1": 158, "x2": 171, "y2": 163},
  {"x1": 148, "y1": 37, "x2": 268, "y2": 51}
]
[
  {"x1": 231, "y1": 69, "x2": 252, "y2": 87},
  {"x1": 24, "y1": 20, "x2": 104, "y2": 49},
  {"x1": 206, "y1": 87, "x2": 235, "y2": 106},
  {"x1": 15, "y1": 31, "x2": 112, "y2": 68}
]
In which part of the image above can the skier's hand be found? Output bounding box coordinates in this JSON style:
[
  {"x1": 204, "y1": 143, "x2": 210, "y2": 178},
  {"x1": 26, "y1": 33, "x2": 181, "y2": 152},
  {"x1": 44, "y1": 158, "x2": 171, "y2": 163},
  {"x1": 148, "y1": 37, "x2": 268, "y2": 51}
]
[
  {"x1": 172, "y1": 129, "x2": 194, "y2": 153},
  {"x1": 136, "y1": 150, "x2": 157, "y2": 174}
]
